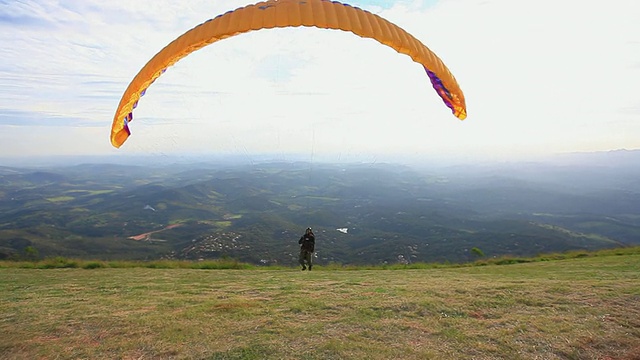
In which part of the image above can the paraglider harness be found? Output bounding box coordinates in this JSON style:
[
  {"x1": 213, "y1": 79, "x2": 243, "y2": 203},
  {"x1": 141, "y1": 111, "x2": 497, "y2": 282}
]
[{"x1": 299, "y1": 231, "x2": 315, "y2": 252}]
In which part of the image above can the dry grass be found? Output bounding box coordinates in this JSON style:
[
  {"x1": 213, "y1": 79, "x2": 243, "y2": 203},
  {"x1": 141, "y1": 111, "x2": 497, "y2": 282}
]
[{"x1": 1, "y1": 254, "x2": 639, "y2": 359}]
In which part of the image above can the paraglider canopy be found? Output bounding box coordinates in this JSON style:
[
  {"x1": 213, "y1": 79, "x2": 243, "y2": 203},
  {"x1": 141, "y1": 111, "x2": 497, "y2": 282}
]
[{"x1": 110, "y1": 0, "x2": 467, "y2": 148}]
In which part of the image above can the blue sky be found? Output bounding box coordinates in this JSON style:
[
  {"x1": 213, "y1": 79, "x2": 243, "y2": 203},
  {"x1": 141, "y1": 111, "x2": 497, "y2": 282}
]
[{"x1": 0, "y1": 0, "x2": 639, "y2": 162}]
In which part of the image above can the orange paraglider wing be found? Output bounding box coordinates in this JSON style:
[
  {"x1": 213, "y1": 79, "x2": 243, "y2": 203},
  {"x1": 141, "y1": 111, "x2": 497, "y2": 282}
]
[{"x1": 110, "y1": 0, "x2": 466, "y2": 148}]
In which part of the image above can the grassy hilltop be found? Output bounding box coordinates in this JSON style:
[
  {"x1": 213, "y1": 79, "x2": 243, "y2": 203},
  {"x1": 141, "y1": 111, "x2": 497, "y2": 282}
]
[{"x1": 1, "y1": 249, "x2": 639, "y2": 359}]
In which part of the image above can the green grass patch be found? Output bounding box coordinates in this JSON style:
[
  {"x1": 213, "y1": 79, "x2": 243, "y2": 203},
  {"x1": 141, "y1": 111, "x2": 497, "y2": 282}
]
[
  {"x1": 63, "y1": 189, "x2": 114, "y2": 195},
  {"x1": 213, "y1": 220, "x2": 232, "y2": 228},
  {"x1": 304, "y1": 196, "x2": 340, "y2": 201},
  {"x1": 45, "y1": 196, "x2": 74, "y2": 202}
]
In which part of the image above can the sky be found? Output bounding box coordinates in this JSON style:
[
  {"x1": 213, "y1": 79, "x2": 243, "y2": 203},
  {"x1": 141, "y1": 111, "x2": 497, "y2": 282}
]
[{"x1": 0, "y1": 0, "x2": 639, "y2": 164}]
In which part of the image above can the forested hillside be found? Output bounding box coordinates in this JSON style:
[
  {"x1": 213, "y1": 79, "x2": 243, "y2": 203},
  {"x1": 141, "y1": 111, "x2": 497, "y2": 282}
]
[{"x1": 2, "y1": 151, "x2": 639, "y2": 264}]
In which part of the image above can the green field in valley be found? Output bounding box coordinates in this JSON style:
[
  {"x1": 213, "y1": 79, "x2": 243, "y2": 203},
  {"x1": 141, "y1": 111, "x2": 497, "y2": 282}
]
[{"x1": 1, "y1": 253, "x2": 639, "y2": 359}]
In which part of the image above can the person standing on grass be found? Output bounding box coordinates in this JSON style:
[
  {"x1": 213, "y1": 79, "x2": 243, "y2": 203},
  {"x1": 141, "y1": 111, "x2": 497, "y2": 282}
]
[{"x1": 298, "y1": 227, "x2": 315, "y2": 271}]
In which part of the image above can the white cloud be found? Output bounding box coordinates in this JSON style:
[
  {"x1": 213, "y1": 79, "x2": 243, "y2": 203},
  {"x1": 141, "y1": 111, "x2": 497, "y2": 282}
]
[{"x1": 0, "y1": 0, "x2": 638, "y2": 160}]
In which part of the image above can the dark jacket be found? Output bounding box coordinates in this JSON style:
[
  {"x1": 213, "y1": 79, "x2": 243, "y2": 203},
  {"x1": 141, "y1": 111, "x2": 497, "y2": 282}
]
[{"x1": 299, "y1": 233, "x2": 315, "y2": 252}]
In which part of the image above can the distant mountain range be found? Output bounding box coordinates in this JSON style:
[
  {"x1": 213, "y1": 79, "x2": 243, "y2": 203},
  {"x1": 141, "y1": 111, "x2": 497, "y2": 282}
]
[{"x1": 1, "y1": 150, "x2": 639, "y2": 264}]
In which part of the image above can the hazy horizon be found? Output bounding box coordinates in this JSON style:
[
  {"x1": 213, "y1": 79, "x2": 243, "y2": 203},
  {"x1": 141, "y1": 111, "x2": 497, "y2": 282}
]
[{"x1": 2, "y1": 148, "x2": 640, "y2": 169}]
